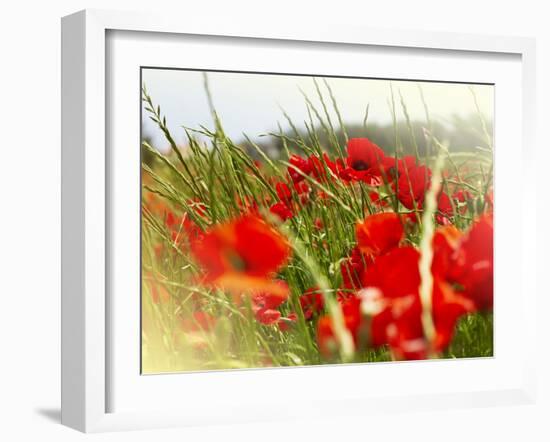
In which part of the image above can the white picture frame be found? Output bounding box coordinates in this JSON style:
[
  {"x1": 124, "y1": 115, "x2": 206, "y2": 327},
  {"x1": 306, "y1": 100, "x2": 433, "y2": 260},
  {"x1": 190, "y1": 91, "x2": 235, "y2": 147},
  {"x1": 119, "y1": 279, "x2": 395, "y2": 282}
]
[{"x1": 61, "y1": 9, "x2": 537, "y2": 433}]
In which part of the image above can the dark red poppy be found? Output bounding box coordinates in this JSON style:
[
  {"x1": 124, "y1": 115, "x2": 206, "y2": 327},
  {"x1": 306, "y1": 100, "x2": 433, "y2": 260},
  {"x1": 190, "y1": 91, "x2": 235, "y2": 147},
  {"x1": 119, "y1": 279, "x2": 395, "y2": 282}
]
[
  {"x1": 270, "y1": 201, "x2": 294, "y2": 221},
  {"x1": 341, "y1": 138, "x2": 387, "y2": 185},
  {"x1": 394, "y1": 163, "x2": 432, "y2": 210},
  {"x1": 436, "y1": 192, "x2": 453, "y2": 225},
  {"x1": 190, "y1": 214, "x2": 291, "y2": 297},
  {"x1": 299, "y1": 287, "x2": 325, "y2": 320},
  {"x1": 275, "y1": 182, "x2": 293, "y2": 205},
  {"x1": 381, "y1": 155, "x2": 417, "y2": 182},
  {"x1": 369, "y1": 191, "x2": 390, "y2": 208},
  {"x1": 340, "y1": 246, "x2": 370, "y2": 290},
  {"x1": 275, "y1": 180, "x2": 310, "y2": 205},
  {"x1": 288, "y1": 154, "x2": 312, "y2": 183},
  {"x1": 356, "y1": 213, "x2": 404, "y2": 257}
]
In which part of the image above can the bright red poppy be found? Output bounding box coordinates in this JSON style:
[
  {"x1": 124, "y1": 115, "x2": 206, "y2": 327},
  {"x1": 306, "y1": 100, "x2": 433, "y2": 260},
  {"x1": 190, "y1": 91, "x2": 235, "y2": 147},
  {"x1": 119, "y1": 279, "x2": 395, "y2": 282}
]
[
  {"x1": 340, "y1": 138, "x2": 386, "y2": 185},
  {"x1": 308, "y1": 153, "x2": 338, "y2": 182},
  {"x1": 449, "y1": 214, "x2": 494, "y2": 310},
  {"x1": 316, "y1": 296, "x2": 363, "y2": 358},
  {"x1": 190, "y1": 215, "x2": 291, "y2": 297},
  {"x1": 361, "y1": 246, "x2": 475, "y2": 359},
  {"x1": 355, "y1": 213, "x2": 404, "y2": 257},
  {"x1": 394, "y1": 163, "x2": 432, "y2": 210}
]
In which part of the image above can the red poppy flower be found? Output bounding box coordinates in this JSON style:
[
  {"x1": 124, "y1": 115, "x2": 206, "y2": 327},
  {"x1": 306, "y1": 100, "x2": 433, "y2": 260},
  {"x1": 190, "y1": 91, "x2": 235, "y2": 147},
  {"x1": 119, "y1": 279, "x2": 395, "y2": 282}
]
[
  {"x1": 278, "y1": 312, "x2": 298, "y2": 332},
  {"x1": 288, "y1": 154, "x2": 312, "y2": 183},
  {"x1": 299, "y1": 287, "x2": 325, "y2": 320},
  {"x1": 369, "y1": 191, "x2": 390, "y2": 208},
  {"x1": 381, "y1": 155, "x2": 417, "y2": 182},
  {"x1": 453, "y1": 189, "x2": 473, "y2": 204},
  {"x1": 362, "y1": 246, "x2": 475, "y2": 359},
  {"x1": 399, "y1": 211, "x2": 419, "y2": 225},
  {"x1": 340, "y1": 246, "x2": 370, "y2": 290},
  {"x1": 435, "y1": 192, "x2": 453, "y2": 225},
  {"x1": 431, "y1": 225, "x2": 462, "y2": 277},
  {"x1": 355, "y1": 213, "x2": 404, "y2": 257},
  {"x1": 336, "y1": 289, "x2": 357, "y2": 304},
  {"x1": 255, "y1": 308, "x2": 282, "y2": 325},
  {"x1": 190, "y1": 214, "x2": 291, "y2": 297},
  {"x1": 247, "y1": 281, "x2": 290, "y2": 326},
  {"x1": 431, "y1": 278, "x2": 476, "y2": 351},
  {"x1": 274, "y1": 180, "x2": 310, "y2": 206},
  {"x1": 362, "y1": 247, "x2": 421, "y2": 300},
  {"x1": 250, "y1": 282, "x2": 289, "y2": 310},
  {"x1": 275, "y1": 182, "x2": 293, "y2": 205},
  {"x1": 270, "y1": 201, "x2": 294, "y2": 221},
  {"x1": 340, "y1": 138, "x2": 386, "y2": 185},
  {"x1": 308, "y1": 153, "x2": 338, "y2": 182},
  {"x1": 450, "y1": 214, "x2": 494, "y2": 310},
  {"x1": 395, "y1": 163, "x2": 432, "y2": 210},
  {"x1": 316, "y1": 296, "x2": 363, "y2": 358}
]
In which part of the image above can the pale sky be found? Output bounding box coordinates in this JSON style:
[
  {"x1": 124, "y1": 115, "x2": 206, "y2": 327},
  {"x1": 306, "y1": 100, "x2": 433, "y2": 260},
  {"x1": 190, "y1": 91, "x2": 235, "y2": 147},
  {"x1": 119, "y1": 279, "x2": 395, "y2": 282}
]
[{"x1": 141, "y1": 69, "x2": 493, "y2": 150}]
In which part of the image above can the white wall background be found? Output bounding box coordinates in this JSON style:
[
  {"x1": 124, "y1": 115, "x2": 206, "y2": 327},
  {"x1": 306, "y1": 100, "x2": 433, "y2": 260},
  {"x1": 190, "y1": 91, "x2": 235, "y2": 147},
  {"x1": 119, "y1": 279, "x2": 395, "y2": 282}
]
[{"x1": 0, "y1": 1, "x2": 547, "y2": 441}]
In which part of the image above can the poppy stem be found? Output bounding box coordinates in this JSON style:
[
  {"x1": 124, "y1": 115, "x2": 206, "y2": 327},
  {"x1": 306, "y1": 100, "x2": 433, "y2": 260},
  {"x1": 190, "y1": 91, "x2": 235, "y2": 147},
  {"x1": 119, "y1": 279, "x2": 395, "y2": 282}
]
[{"x1": 418, "y1": 143, "x2": 448, "y2": 356}]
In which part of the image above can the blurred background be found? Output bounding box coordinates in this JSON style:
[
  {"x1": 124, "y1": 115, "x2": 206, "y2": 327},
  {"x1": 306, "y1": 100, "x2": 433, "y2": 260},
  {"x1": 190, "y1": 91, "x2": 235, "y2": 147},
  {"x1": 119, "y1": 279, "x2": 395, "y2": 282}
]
[{"x1": 141, "y1": 69, "x2": 494, "y2": 157}]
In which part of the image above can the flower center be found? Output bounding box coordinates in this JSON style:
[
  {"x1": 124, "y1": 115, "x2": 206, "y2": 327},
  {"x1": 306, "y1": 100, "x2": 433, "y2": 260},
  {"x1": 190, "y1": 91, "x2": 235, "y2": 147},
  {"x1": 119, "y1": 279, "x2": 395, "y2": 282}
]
[
  {"x1": 352, "y1": 160, "x2": 369, "y2": 171},
  {"x1": 227, "y1": 250, "x2": 249, "y2": 272}
]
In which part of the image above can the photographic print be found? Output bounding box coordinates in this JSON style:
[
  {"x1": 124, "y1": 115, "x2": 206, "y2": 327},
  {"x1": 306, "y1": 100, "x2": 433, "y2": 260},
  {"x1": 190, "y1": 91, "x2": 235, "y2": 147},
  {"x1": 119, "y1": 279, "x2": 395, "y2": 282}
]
[{"x1": 141, "y1": 69, "x2": 494, "y2": 374}]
